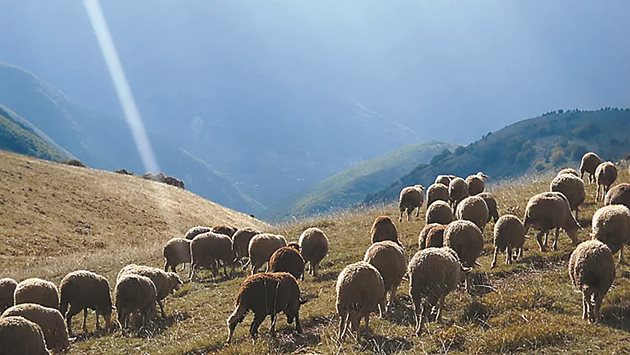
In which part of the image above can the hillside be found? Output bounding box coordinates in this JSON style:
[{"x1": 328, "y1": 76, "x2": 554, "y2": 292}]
[
  {"x1": 0, "y1": 105, "x2": 74, "y2": 162},
  {"x1": 266, "y1": 141, "x2": 456, "y2": 221},
  {"x1": 0, "y1": 61, "x2": 262, "y2": 214},
  {"x1": 368, "y1": 109, "x2": 630, "y2": 204},
  {"x1": 0, "y1": 151, "x2": 267, "y2": 280},
  {"x1": 1, "y1": 150, "x2": 629, "y2": 354}
]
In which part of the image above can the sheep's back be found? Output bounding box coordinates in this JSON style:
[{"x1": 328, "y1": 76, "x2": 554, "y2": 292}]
[{"x1": 364, "y1": 241, "x2": 406, "y2": 291}]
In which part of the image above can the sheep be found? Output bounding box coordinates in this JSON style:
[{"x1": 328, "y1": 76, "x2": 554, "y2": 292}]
[
  {"x1": 184, "y1": 225, "x2": 213, "y2": 240},
  {"x1": 477, "y1": 192, "x2": 499, "y2": 223},
  {"x1": 434, "y1": 175, "x2": 453, "y2": 186},
  {"x1": 558, "y1": 168, "x2": 580, "y2": 177},
  {"x1": 0, "y1": 316, "x2": 49, "y2": 355},
  {"x1": 580, "y1": 152, "x2": 602, "y2": 184},
  {"x1": 465, "y1": 172, "x2": 488, "y2": 196},
  {"x1": 269, "y1": 246, "x2": 305, "y2": 280},
  {"x1": 370, "y1": 216, "x2": 400, "y2": 245},
  {"x1": 605, "y1": 183, "x2": 630, "y2": 210},
  {"x1": 14, "y1": 279, "x2": 59, "y2": 310},
  {"x1": 190, "y1": 232, "x2": 237, "y2": 280},
  {"x1": 427, "y1": 183, "x2": 449, "y2": 207},
  {"x1": 443, "y1": 220, "x2": 484, "y2": 270},
  {"x1": 448, "y1": 177, "x2": 469, "y2": 209},
  {"x1": 363, "y1": 241, "x2": 406, "y2": 313},
  {"x1": 2, "y1": 303, "x2": 70, "y2": 351},
  {"x1": 523, "y1": 191, "x2": 580, "y2": 252},
  {"x1": 247, "y1": 233, "x2": 288, "y2": 274},
  {"x1": 163, "y1": 237, "x2": 191, "y2": 272},
  {"x1": 211, "y1": 225, "x2": 238, "y2": 238},
  {"x1": 550, "y1": 173, "x2": 586, "y2": 219},
  {"x1": 298, "y1": 227, "x2": 329, "y2": 277},
  {"x1": 118, "y1": 264, "x2": 182, "y2": 318},
  {"x1": 226, "y1": 272, "x2": 303, "y2": 343},
  {"x1": 0, "y1": 278, "x2": 17, "y2": 313},
  {"x1": 398, "y1": 185, "x2": 425, "y2": 222},
  {"x1": 114, "y1": 274, "x2": 158, "y2": 331},
  {"x1": 591, "y1": 205, "x2": 630, "y2": 265},
  {"x1": 418, "y1": 223, "x2": 446, "y2": 249},
  {"x1": 569, "y1": 240, "x2": 615, "y2": 323},
  {"x1": 408, "y1": 247, "x2": 468, "y2": 335},
  {"x1": 595, "y1": 162, "x2": 618, "y2": 201},
  {"x1": 59, "y1": 270, "x2": 113, "y2": 336},
  {"x1": 231, "y1": 227, "x2": 261, "y2": 264},
  {"x1": 491, "y1": 215, "x2": 526, "y2": 268},
  {"x1": 336, "y1": 261, "x2": 385, "y2": 343},
  {"x1": 425, "y1": 200, "x2": 454, "y2": 225},
  {"x1": 455, "y1": 195, "x2": 490, "y2": 230}
]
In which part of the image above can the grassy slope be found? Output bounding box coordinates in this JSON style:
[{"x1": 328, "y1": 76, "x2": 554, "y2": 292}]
[
  {"x1": 0, "y1": 106, "x2": 73, "y2": 162},
  {"x1": 1, "y1": 151, "x2": 630, "y2": 354},
  {"x1": 266, "y1": 141, "x2": 456, "y2": 221}
]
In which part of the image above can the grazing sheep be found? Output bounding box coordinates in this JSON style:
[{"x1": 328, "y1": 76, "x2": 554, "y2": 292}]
[
  {"x1": 399, "y1": 185, "x2": 425, "y2": 222},
  {"x1": 163, "y1": 237, "x2": 191, "y2": 272},
  {"x1": 115, "y1": 274, "x2": 158, "y2": 331},
  {"x1": 226, "y1": 272, "x2": 303, "y2": 343},
  {"x1": 247, "y1": 233, "x2": 288, "y2": 274},
  {"x1": 427, "y1": 183, "x2": 449, "y2": 207},
  {"x1": 477, "y1": 192, "x2": 499, "y2": 223},
  {"x1": 336, "y1": 261, "x2": 385, "y2": 343},
  {"x1": 269, "y1": 246, "x2": 305, "y2": 280},
  {"x1": 434, "y1": 175, "x2": 453, "y2": 186},
  {"x1": 448, "y1": 177, "x2": 469, "y2": 210},
  {"x1": 605, "y1": 183, "x2": 630, "y2": 210},
  {"x1": 190, "y1": 232, "x2": 237, "y2": 280},
  {"x1": 523, "y1": 192, "x2": 580, "y2": 252},
  {"x1": 455, "y1": 195, "x2": 490, "y2": 230},
  {"x1": 2, "y1": 303, "x2": 70, "y2": 351},
  {"x1": 184, "y1": 225, "x2": 212, "y2": 240},
  {"x1": 569, "y1": 240, "x2": 615, "y2": 322},
  {"x1": 591, "y1": 205, "x2": 630, "y2": 264},
  {"x1": 59, "y1": 270, "x2": 113, "y2": 336},
  {"x1": 418, "y1": 223, "x2": 446, "y2": 249},
  {"x1": 491, "y1": 215, "x2": 526, "y2": 268},
  {"x1": 465, "y1": 172, "x2": 488, "y2": 196},
  {"x1": 298, "y1": 227, "x2": 329, "y2": 277},
  {"x1": 231, "y1": 227, "x2": 261, "y2": 264},
  {"x1": 550, "y1": 173, "x2": 586, "y2": 219},
  {"x1": 0, "y1": 316, "x2": 49, "y2": 355},
  {"x1": 370, "y1": 216, "x2": 400, "y2": 245},
  {"x1": 211, "y1": 225, "x2": 238, "y2": 238},
  {"x1": 14, "y1": 279, "x2": 59, "y2": 310},
  {"x1": 595, "y1": 162, "x2": 618, "y2": 201},
  {"x1": 444, "y1": 220, "x2": 484, "y2": 270},
  {"x1": 558, "y1": 168, "x2": 580, "y2": 177},
  {"x1": 363, "y1": 241, "x2": 406, "y2": 312},
  {"x1": 425, "y1": 200, "x2": 454, "y2": 225},
  {"x1": 118, "y1": 265, "x2": 182, "y2": 318},
  {"x1": 408, "y1": 247, "x2": 468, "y2": 335},
  {"x1": 580, "y1": 152, "x2": 602, "y2": 184},
  {"x1": 0, "y1": 278, "x2": 17, "y2": 313}
]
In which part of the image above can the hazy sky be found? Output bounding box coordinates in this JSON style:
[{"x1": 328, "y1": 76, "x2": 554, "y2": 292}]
[{"x1": 1, "y1": 0, "x2": 629, "y2": 144}]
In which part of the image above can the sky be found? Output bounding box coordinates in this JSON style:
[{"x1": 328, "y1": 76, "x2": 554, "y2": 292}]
[{"x1": 0, "y1": 0, "x2": 628, "y2": 145}]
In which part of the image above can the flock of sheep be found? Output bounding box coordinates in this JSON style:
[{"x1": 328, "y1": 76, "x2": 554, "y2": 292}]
[{"x1": 1, "y1": 151, "x2": 629, "y2": 353}]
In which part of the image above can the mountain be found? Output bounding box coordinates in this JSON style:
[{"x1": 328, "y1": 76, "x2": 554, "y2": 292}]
[
  {"x1": 266, "y1": 141, "x2": 456, "y2": 220},
  {"x1": 367, "y1": 108, "x2": 630, "y2": 204},
  {"x1": 0, "y1": 62, "x2": 261, "y2": 214},
  {"x1": 0, "y1": 105, "x2": 74, "y2": 162}
]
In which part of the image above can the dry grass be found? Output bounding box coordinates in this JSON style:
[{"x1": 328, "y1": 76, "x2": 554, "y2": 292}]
[{"x1": 1, "y1": 151, "x2": 630, "y2": 354}]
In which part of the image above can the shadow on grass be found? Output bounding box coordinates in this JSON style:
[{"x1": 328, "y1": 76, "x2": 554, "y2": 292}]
[
  {"x1": 460, "y1": 300, "x2": 491, "y2": 328},
  {"x1": 362, "y1": 333, "x2": 414, "y2": 354},
  {"x1": 601, "y1": 299, "x2": 630, "y2": 330},
  {"x1": 121, "y1": 310, "x2": 191, "y2": 339},
  {"x1": 384, "y1": 295, "x2": 416, "y2": 326},
  {"x1": 468, "y1": 272, "x2": 495, "y2": 296},
  {"x1": 313, "y1": 270, "x2": 339, "y2": 282}
]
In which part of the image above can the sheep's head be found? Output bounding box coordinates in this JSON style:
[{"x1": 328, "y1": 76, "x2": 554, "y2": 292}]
[
  {"x1": 167, "y1": 272, "x2": 183, "y2": 292},
  {"x1": 288, "y1": 242, "x2": 300, "y2": 251},
  {"x1": 477, "y1": 172, "x2": 489, "y2": 180}
]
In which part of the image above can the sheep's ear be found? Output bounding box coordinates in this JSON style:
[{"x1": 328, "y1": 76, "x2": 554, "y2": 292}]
[
  {"x1": 461, "y1": 266, "x2": 473, "y2": 273},
  {"x1": 299, "y1": 298, "x2": 308, "y2": 305}
]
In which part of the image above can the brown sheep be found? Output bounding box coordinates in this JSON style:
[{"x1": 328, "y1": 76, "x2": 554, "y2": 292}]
[
  {"x1": 298, "y1": 227, "x2": 329, "y2": 277},
  {"x1": 211, "y1": 225, "x2": 238, "y2": 238},
  {"x1": 418, "y1": 223, "x2": 446, "y2": 249},
  {"x1": 226, "y1": 272, "x2": 303, "y2": 343},
  {"x1": 580, "y1": 152, "x2": 602, "y2": 184},
  {"x1": 605, "y1": 183, "x2": 630, "y2": 210},
  {"x1": 478, "y1": 192, "x2": 499, "y2": 223},
  {"x1": 269, "y1": 246, "x2": 305, "y2": 280},
  {"x1": 59, "y1": 270, "x2": 113, "y2": 336},
  {"x1": 184, "y1": 225, "x2": 212, "y2": 240},
  {"x1": 595, "y1": 162, "x2": 618, "y2": 201},
  {"x1": 370, "y1": 216, "x2": 400, "y2": 245},
  {"x1": 163, "y1": 237, "x2": 191, "y2": 272}
]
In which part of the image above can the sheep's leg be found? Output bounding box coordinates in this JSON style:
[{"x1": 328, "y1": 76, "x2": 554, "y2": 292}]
[
  {"x1": 415, "y1": 302, "x2": 429, "y2": 336},
  {"x1": 535, "y1": 230, "x2": 546, "y2": 252},
  {"x1": 269, "y1": 313, "x2": 277, "y2": 336},
  {"x1": 575, "y1": 206, "x2": 579, "y2": 221},
  {"x1": 491, "y1": 247, "x2": 499, "y2": 268},
  {"x1": 593, "y1": 292, "x2": 604, "y2": 323},
  {"x1": 552, "y1": 228, "x2": 560, "y2": 251},
  {"x1": 436, "y1": 297, "x2": 445, "y2": 322},
  {"x1": 164, "y1": 260, "x2": 170, "y2": 272},
  {"x1": 157, "y1": 300, "x2": 166, "y2": 318},
  {"x1": 351, "y1": 314, "x2": 361, "y2": 343},
  {"x1": 582, "y1": 289, "x2": 593, "y2": 321},
  {"x1": 188, "y1": 264, "x2": 196, "y2": 282},
  {"x1": 83, "y1": 308, "x2": 89, "y2": 333},
  {"x1": 249, "y1": 313, "x2": 266, "y2": 340},
  {"x1": 65, "y1": 304, "x2": 81, "y2": 336},
  {"x1": 407, "y1": 209, "x2": 412, "y2": 222},
  {"x1": 619, "y1": 246, "x2": 626, "y2": 265},
  {"x1": 399, "y1": 210, "x2": 404, "y2": 222},
  {"x1": 506, "y1": 246, "x2": 512, "y2": 265},
  {"x1": 294, "y1": 309, "x2": 302, "y2": 333},
  {"x1": 338, "y1": 311, "x2": 348, "y2": 341}
]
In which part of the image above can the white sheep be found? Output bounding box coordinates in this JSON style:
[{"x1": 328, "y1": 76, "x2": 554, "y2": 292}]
[
  {"x1": 59, "y1": 270, "x2": 113, "y2": 335},
  {"x1": 247, "y1": 233, "x2": 288, "y2": 274},
  {"x1": 605, "y1": 183, "x2": 630, "y2": 210},
  {"x1": 557, "y1": 168, "x2": 579, "y2": 177},
  {"x1": 2, "y1": 303, "x2": 70, "y2": 351},
  {"x1": 370, "y1": 216, "x2": 400, "y2": 245},
  {"x1": 0, "y1": 278, "x2": 17, "y2": 313},
  {"x1": 425, "y1": 200, "x2": 454, "y2": 225},
  {"x1": 418, "y1": 223, "x2": 446, "y2": 249},
  {"x1": 0, "y1": 316, "x2": 49, "y2": 355},
  {"x1": 184, "y1": 225, "x2": 212, "y2": 240},
  {"x1": 477, "y1": 192, "x2": 499, "y2": 223},
  {"x1": 595, "y1": 162, "x2": 618, "y2": 201},
  {"x1": 114, "y1": 274, "x2": 158, "y2": 332},
  {"x1": 14, "y1": 278, "x2": 59, "y2": 310},
  {"x1": 231, "y1": 227, "x2": 261, "y2": 264},
  {"x1": 448, "y1": 177, "x2": 469, "y2": 210},
  {"x1": 434, "y1": 175, "x2": 453, "y2": 186},
  {"x1": 398, "y1": 185, "x2": 425, "y2": 222},
  {"x1": 569, "y1": 240, "x2": 615, "y2": 322},
  {"x1": 523, "y1": 192, "x2": 580, "y2": 252},
  {"x1": 465, "y1": 172, "x2": 488, "y2": 196},
  {"x1": 591, "y1": 205, "x2": 630, "y2": 264},
  {"x1": 427, "y1": 183, "x2": 449, "y2": 207},
  {"x1": 444, "y1": 220, "x2": 484, "y2": 270},
  {"x1": 550, "y1": 173, "x2": 586, "y2": 219},
  {"x1": 190, "y1": 232, "x2": 237, "y2": 280},
  {"x1": 298, "y1": 227, "x2": 329, "y2": 277},
  {"x1": 491, "y1": 215, "x2": 526, "y2": 268},
  {"x1": 117, "y1": 264, "x2": 182, "y2": 318},
  {"x1": 163, "y1": 237, "x2": 191, "y2": 272},
  {"x1": 363, "y1": 241, "x2": 406, "y2": 313},
  {"x1": 455, "y1": 195, "x2": 490, "y2": 230},
  {"x1": 336, "y1": 261, "x2": 385, "y2": 343},
  {"x1": 580, "y1": 152, "x2": 602, "y2": 184}
]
